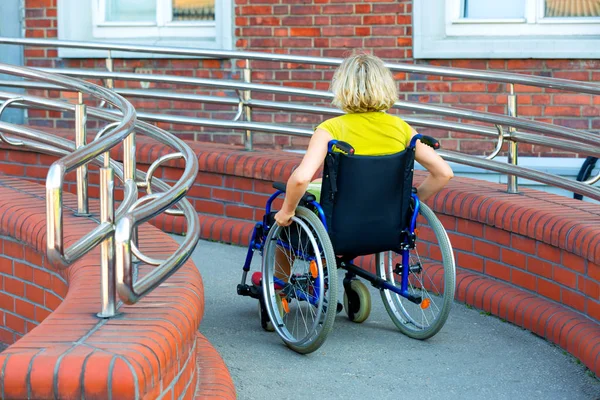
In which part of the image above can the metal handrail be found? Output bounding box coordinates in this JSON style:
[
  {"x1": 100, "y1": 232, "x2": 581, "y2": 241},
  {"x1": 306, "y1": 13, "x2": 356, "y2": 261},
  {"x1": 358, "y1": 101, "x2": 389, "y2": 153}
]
[
  {"x1": 3, "y1": 90, "x2": 600, "y2": 185},
  {"x1": 0, "y1": 40, "x2": 598, "y2": 191},
  {"x1": 19, "y1": 68, "x2": 596, "y2": 147},
  {"x1": 0, "y1": 64, "x2": 200, "y2": 317},
  {"x1": 4, "y1": 69, "x2": 600, "y2": 151},
  {"x1": 2, "y1": 37, "x2": 600, "y2": 95},
  {"x1": 0, "y1": 90, "x2": 199, "y2": 221},
  {"x1": 9, "y1": 97, "x2": 596, "y2": 204},
  {"x1": 0, "y1": 63, "x2": 136, "y2": 269},
  {"x1": 0, "y1": 90, "x2": 201, "y2": 283},
  {"x1": 440, "y1": 150, "x2": 600, "y2": 200},
  {"x1": 4, "y1": 82, "x2": 599, "y2": 160}
]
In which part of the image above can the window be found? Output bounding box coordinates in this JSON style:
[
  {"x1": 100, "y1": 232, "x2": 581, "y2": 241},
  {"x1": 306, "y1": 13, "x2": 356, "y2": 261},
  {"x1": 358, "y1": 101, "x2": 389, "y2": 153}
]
[
  {"x1": 57, "y1": 0, "x2": 233, "y2": 58},
  {"x1": 414, "y1": 0, "x2": 600, "y2": 59}
]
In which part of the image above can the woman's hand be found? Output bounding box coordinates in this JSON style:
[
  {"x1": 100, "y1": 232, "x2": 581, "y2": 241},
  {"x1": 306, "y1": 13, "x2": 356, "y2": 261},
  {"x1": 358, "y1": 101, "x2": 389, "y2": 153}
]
[{"x1": 274, "y1": 209, "x2": 295, "y2": 227}]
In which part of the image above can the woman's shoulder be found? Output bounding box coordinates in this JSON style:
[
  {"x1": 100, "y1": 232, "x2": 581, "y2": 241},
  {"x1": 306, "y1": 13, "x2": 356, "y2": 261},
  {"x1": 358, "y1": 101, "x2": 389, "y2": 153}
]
[
  {"x1": 320, "y1": 114, "x2": 348, "y2": 124},
  {"x1": 383, "y1": 113, "x2": 411, "y2": 129},
  {"x1": 316, "y1": 114, "x2": 347, "y2": 131}
]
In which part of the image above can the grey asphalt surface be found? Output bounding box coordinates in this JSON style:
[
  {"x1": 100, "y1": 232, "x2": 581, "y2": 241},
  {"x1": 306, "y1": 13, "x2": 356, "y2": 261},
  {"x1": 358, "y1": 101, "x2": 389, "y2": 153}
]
[{"x1": 175, "y1": 236, "x2": 600, "y2": 400}]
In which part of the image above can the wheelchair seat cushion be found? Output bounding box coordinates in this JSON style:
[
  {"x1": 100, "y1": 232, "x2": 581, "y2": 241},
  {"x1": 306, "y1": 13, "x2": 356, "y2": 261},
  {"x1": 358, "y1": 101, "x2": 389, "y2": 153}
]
[{"x1": 320, "y1": 148, "x2": 415, "y2": 258}]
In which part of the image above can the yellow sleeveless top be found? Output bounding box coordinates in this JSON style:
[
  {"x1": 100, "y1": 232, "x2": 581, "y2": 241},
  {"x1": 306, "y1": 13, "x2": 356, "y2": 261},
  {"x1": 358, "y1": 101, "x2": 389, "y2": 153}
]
[{"x1": 316, "y1": 112, "x2": 412, "y2": 156}]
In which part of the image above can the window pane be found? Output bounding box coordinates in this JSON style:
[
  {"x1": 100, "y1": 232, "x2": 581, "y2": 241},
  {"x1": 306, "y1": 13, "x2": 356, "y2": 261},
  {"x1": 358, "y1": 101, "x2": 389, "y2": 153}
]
[
  {"x1": 106, "y1": 0, "x2": 156, "y2": 22},
  {"x1": 463, "y1": 0, "x2": 525, "y2": 18},
  {"x1": 545, "y1": 0, "x2": 600, "y2": 17},
  {"x1": 172, "y1": 0, "x2": 215, "y2": 21}
]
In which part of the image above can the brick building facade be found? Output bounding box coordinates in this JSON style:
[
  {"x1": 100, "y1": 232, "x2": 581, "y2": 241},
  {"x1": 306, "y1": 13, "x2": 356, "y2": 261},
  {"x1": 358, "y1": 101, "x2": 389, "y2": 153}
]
[{"x1": 15, "y1": 0, "x2": 600, "y2": 156}]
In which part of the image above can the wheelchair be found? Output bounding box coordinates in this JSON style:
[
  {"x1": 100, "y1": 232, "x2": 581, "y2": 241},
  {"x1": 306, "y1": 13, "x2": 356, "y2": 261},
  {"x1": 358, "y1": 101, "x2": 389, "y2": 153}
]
[{"x1": 237, "y1": 134, "x2": 456, "y2": 354}]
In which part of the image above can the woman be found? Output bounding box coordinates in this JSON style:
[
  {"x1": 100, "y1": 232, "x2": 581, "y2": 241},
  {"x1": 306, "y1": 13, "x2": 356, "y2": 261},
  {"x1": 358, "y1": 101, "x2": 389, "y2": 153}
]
[{"x1": 274, "y1": 52, "x2": 453, "y2": 227}]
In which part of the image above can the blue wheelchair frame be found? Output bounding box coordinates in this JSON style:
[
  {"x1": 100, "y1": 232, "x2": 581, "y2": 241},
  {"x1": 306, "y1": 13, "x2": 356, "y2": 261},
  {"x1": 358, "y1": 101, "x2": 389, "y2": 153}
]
[{"x1": 237, "y1": 134, "x2": 431, "y2": 308}]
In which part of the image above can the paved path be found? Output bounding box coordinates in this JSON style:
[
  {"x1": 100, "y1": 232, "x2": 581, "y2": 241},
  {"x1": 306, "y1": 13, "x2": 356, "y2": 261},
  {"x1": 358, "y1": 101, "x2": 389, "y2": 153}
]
[{"x1": 176, "y1": 236, "x2": 600, "y2": 400}]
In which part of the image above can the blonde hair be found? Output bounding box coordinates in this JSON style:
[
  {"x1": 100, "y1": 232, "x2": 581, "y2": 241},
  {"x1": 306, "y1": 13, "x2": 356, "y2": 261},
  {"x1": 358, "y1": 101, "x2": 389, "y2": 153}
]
[{"x1": 331, "y1": 53, "x2": 398, "y2": 113}]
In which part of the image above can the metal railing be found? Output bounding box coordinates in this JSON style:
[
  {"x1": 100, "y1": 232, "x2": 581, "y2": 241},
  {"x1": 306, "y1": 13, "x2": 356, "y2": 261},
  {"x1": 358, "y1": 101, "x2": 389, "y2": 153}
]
[
  {"x1": 0, "y1": 38, "x2": 597, "y2": 320},
  {"x1": 0, "y1": 37, "x2": 598, "y2": 201},
  {"x1": 0, "y1": 62, "x2": 200, "y2": 317},
  {"x1": 1, "y1": 39, "x2": 599, "y2": 195}
]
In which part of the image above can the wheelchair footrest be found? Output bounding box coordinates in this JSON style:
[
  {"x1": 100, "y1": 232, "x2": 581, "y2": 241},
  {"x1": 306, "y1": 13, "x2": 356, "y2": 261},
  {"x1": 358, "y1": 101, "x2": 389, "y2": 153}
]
[
  {"x1": 405, "y1": 293, "x2": 422, "y2": 305},
  {"x1": 237, "y1": 283, "x2": 261, "y2": 299}
]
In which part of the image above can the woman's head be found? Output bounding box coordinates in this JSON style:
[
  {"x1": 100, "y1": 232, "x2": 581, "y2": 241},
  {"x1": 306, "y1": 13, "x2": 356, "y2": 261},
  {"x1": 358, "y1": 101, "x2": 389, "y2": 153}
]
[{"x1": 331, "y1": 52, "x2": 398, "y2": 113}]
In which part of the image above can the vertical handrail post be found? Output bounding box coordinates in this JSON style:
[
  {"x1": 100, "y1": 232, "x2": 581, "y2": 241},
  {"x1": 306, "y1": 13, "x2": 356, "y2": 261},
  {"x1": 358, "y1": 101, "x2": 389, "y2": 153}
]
[
  {"x1": 243, "y1": 59, "x2": 253, "y2": 151},
  {"x1": 123, "y1": 116, "x2": 137, "y2": 258},
  {"x1": 74, "y1": 92, "x2": 90, "y2": 215},
  {"x1": 97, "y1": 151, "x2": 116, "y2": 318},
  {"x1": 507, "y1": 84, "x2": 519, "y2": 194},
  {"x1": 105, "y1": 50, "x2": 114, "y2": 90}
]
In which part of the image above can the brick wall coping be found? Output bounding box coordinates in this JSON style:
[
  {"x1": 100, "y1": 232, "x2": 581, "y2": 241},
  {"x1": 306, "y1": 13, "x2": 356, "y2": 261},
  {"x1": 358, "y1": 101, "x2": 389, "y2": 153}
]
[{"x1": 0, "y1": 175, "x2": 235, "y2": 399}]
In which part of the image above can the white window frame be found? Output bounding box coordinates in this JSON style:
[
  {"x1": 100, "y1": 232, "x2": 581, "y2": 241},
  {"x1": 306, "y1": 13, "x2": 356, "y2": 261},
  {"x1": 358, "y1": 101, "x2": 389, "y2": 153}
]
[
  {"x1": 57, "y1": 0, "x2": 233, "y2": 58},
  {"x1": 414, "y1": 0, "x2": 600, "y2": 59}
]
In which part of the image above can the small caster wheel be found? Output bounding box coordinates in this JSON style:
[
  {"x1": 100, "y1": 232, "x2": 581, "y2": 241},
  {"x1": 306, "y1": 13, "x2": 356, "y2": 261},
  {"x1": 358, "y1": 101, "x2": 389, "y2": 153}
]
[
  {"x1": 258, "y1": 295, "x2": 284, "y2": 332},
  {"x1": 343, "y1": 279, "x2": 371, "y2": 323},
  {"x1": 258, "y1": 300, "x2": 275, "y2": 332}
]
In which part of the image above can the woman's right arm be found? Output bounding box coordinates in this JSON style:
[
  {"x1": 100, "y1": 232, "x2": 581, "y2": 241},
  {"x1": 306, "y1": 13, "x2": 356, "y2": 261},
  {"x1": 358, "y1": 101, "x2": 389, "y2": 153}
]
[{"x1": 412, "y1": 128, "x2": 454, "y2": 202}]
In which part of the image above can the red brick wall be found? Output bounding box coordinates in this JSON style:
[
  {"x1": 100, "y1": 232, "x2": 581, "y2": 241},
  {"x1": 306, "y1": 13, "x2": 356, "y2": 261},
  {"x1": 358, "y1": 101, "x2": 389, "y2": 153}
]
[
  {"x1": 20, "y1": 0, "x2": 600, "y2": 155},
  {"x1": 0, "y1": 237, "x2": 67, "y2": 346}
]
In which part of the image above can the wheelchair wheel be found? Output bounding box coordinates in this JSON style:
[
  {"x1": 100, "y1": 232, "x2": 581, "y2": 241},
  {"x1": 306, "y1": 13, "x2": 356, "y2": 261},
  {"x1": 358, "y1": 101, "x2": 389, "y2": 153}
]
[
  {"x1": 376, "y1": 202, "x2": 455, "y2": 340},
  {"x1": 262, "y1": 206, "x2": 338, "y2": 354},
  {"x1": 343, "y1": 279, "x2": 371, "y2": 323}
]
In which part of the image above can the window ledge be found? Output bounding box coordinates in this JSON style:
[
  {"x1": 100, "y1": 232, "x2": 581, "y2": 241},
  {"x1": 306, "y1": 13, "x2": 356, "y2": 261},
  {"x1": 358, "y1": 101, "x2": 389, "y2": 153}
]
[
  {"x1": 414, "y1": 36, "x2": 600, "y2": 59},
  {"x1": 414, "y1": 0, "x2": 600, "y2": 59},
  {"x1": 57, "y1": 0, "x2": 232, "y2": 59},
  {"x1": 57, "y1": 38, "x2": 226, "y2": 59}
]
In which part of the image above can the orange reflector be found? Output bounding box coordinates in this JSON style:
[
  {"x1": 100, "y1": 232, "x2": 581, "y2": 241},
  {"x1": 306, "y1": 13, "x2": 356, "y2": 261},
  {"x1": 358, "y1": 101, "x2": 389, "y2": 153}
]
[
  {"x1": 282, "y1": 298, "x2": 290, "y2": 314},
  {"x1": 414, "y1": 228, "x2": 420, "y2": 236},
  {"x1": 310, "y1": 260, "x2": 318, "y2": 278},
  {"x1": 421, "y1": 298, "x2": 431, "y2": 309}
]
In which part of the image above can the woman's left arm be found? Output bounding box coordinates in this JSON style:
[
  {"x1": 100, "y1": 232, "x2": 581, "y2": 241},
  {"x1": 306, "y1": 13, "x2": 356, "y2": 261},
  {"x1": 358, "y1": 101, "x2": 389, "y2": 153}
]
[{"x1": 274, "y1": 128, "x2": 332, "y2": 226}]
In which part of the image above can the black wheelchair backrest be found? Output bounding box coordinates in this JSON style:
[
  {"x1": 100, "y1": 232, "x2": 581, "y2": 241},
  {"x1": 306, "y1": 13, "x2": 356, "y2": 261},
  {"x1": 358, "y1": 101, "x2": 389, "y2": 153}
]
[{"x1": 320, "y1": 147, "x2": 415, "y2": 258}]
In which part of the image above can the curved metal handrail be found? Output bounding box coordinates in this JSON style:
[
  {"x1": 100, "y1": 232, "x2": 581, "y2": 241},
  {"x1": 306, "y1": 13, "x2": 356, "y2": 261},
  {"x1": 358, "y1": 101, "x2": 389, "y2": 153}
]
[
  {"x1": 0, "y1": 63, "x2": 137, "y2": 269},
  {"x1": 0, "y1": 114, "x2": 201, "y2": 306},
  {"x1": 2, "y1": 37, "x2": 600, "y2": 95},
  {"x1": 0, "y1": 64, "x2": 201, "y2": 315},
  {"x1": 0, "y1": 90, "x2": 199, "y2": 217},
  {"x1": 0, "y1": 97, "x2": 25, "y2": 146},
  {"x1": 131, "y1": 111, "x2": 600, "y2": 159},
  {"x1": 0, "y1": 103, "x2": 600, "y2": 205},
  {"x1": 3, "y1": 87, "x2": 599, "y2": 188}
]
